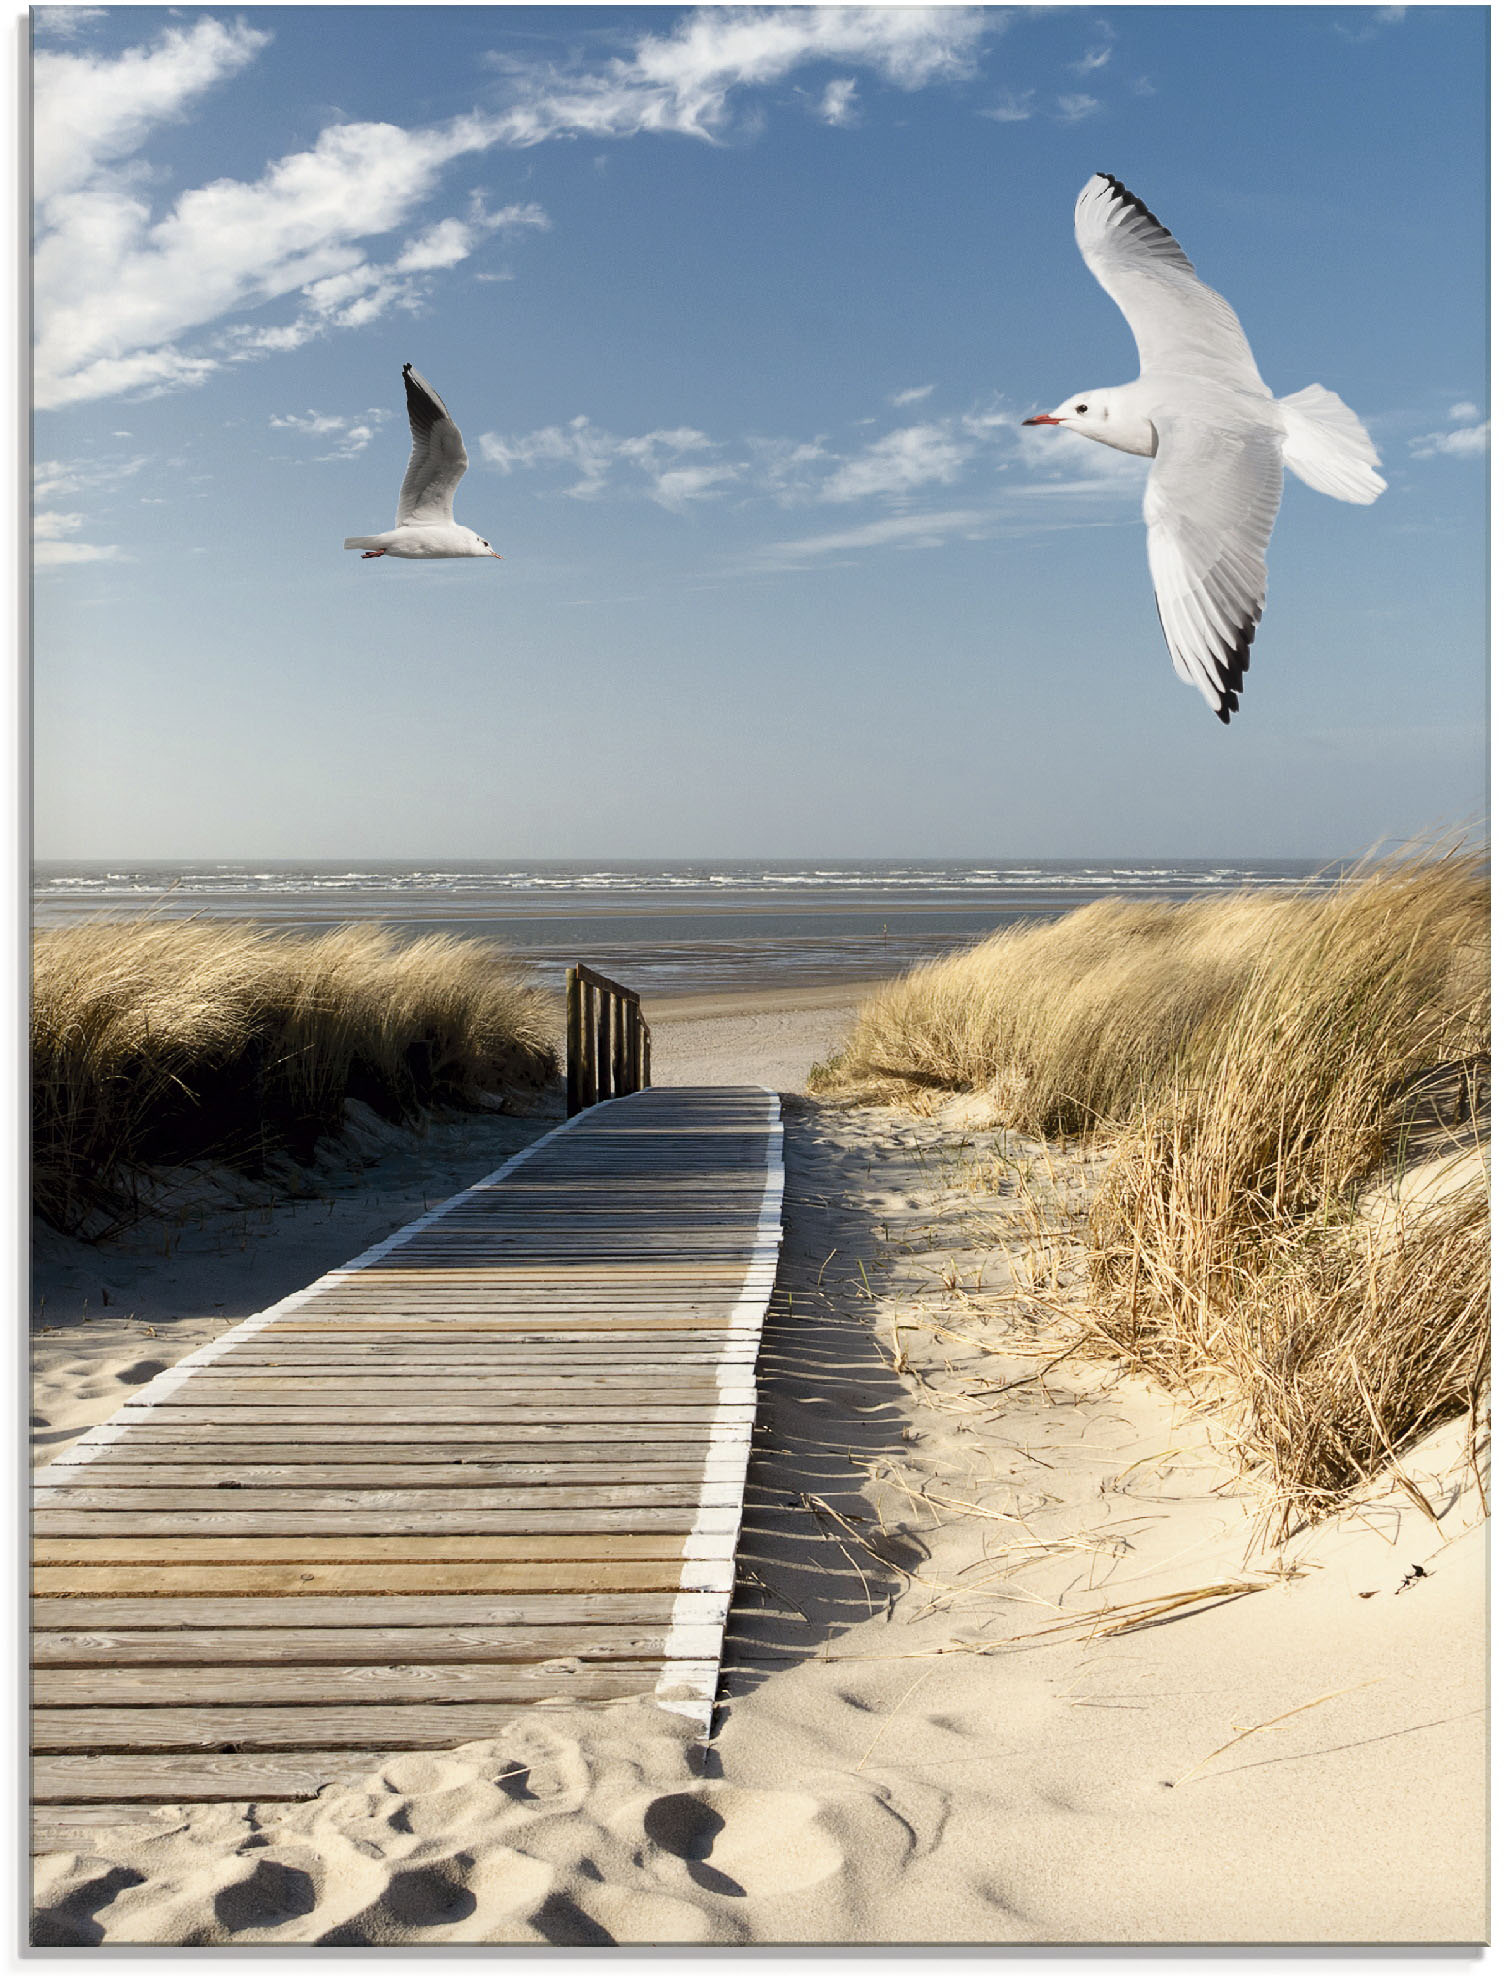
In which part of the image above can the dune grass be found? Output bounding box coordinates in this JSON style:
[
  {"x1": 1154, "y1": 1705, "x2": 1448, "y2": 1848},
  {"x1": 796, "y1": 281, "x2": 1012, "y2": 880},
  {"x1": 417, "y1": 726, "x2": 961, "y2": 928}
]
[
  {"x1": 32, "y1": 918, "x2": 559, "y2": 1236},
  {"x1": 814, "y1": 852, "x2": 1489, "y2": 1520}
]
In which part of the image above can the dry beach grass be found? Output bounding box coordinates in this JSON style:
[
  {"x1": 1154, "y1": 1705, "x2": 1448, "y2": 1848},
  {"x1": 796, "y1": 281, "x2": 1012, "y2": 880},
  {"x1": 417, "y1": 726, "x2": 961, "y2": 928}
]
[
  {"x1": 815, "y1": 852, "x2": 1490, "y2": 1523},
  {"x1": 29, "y1": 982, "x2": 1487, "y2": 1940},
  {"x1": 31, "y1": 918, "x2": 558, "y2": 1236}
]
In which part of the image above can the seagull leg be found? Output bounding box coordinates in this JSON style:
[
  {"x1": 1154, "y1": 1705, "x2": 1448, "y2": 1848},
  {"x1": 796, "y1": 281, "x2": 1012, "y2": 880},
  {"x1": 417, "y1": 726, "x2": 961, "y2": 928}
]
[{"x1": 360, "y1": 549, "x2": 387, "y2": 559}]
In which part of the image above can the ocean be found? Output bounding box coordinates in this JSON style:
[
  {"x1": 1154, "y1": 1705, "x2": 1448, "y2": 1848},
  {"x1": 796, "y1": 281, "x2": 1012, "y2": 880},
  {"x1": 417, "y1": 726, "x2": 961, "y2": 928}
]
[{"x1": 31, "y1": 858, "x2": 1333, "y2": 999}]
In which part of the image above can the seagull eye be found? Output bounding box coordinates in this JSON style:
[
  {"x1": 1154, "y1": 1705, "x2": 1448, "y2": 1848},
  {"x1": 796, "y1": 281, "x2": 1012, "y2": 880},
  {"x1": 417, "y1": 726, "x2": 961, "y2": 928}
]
[{"x1": 1076, "y1": 402, "x2": 1088, "y2": 414}]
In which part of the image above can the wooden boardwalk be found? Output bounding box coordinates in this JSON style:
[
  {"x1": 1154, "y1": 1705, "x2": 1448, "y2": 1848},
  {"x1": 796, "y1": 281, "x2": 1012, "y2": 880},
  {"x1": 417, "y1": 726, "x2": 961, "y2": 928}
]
[{"x1": 32, "y1": 1086, "x2": 783, "y2": 1847}]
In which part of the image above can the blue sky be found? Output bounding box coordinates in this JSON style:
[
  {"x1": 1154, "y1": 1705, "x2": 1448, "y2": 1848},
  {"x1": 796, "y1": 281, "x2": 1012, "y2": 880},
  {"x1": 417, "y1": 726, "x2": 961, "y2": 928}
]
[{"x1": 31, "y1": 3, "x2": 1489, "y2": 860}]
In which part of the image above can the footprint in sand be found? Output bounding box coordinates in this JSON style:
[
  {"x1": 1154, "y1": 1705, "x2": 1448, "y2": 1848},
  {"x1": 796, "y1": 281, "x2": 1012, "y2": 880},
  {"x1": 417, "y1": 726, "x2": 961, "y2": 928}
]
[
  {"x1": 115, "y1": 1359, "x2": 168, "y2": 1385},
  {"x1": 636, "y1": 1787, "x2": 844, "y2": 1898}
]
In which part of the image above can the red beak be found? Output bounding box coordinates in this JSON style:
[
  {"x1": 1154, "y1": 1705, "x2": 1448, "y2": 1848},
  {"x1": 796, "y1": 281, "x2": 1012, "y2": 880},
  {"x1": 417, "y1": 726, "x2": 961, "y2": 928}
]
[{"x1": 1022, "y1": 414, "x2": 1061, "y2": 426}]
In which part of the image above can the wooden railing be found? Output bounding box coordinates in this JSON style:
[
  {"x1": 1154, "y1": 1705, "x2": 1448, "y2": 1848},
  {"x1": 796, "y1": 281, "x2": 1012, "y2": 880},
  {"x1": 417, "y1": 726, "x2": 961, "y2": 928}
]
[{"x1": 566, "y1": 964, "x2": 651, "y2": 1116}]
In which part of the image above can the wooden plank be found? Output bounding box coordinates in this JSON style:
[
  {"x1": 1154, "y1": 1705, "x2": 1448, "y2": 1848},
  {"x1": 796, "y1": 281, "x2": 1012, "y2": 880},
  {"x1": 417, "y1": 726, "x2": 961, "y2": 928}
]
[
  {"x1": 38, "y1": 1661, "x2": 720, "y2": 1708},
  {"x1": 37, "y1": 1691, "x2": 725, "y2": 1751},
  {"x1": 42, "y1": 1465, "x2": 734, "y2": 1491},
  {"x1": 33, "y1": 1754, "x2": 396, "y2": 1805},
  {"x1": 33, "y1": 1560, "x2": 732, "y2": 1596},
  {"x1": 66, "y1": 1424, "x2": 744, "y2": 1450},
  {"x1": 34, "y1": 1533, "x2": 718, "y2": 1563},
  {"x1": 38, "y1": 1484, "x2": 739, "y2": 1511},
  {"x1": 33, "y1": 1593, "x2": 726, "y2": 1629},
  {"x1": 34, "y1": 1508, "x2": 736, "y2": 1539},
  {"x1": 114, "y1": 1404, "x2": 742, "y2": 1423},
  {"x1": 36, "y1": 1623, "x2": 726, "y2": 1666}
]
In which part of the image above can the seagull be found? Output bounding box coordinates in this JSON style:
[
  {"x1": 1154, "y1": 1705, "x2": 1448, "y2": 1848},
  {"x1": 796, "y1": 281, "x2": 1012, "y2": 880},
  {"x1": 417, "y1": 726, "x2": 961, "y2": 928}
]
[
  {"x1": 1023, "y1": 174, "x2": 1385, "y2": 722},
  {"x1": 344, "y1": 363, "x2": 501, "y2": 561}
]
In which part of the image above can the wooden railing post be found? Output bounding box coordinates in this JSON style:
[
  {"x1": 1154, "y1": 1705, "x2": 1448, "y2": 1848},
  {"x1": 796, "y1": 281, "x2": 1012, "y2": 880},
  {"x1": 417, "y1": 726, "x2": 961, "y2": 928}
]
[
  {"x1": 595, "y1": 983, "x2": 612, "y2": 1100},
  {"x1": 565, "y1": 966, "x2": 583, "y2": 1116},
  {"x1": 565, "y1": 964, "x2": 652, "y2": 1112}
]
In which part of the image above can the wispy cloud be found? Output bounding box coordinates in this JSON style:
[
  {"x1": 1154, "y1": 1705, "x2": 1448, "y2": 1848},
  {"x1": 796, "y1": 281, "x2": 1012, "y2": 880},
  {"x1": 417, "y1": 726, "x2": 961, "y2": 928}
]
[
  {"x1": 479, "y1": 392, "x2": 1148, "y2": 556},
  {"x1": 817, "y1": 77, "x2": 860, "y2": 126},
  {"x1": 1055, "y1": 93, "x2": 1101, "y2": 123},
  {"x1": 269, "y1": 408, "x2": 389, "y2": 460},
  {"x1": 981, "y1": 88, "x2": 1034, "y2": 123},
  {"x1": 479, "y1": 416, "x2": 727, "y2": 506},
  {"x1": 747, "y1": 506, "x2": 998, "y2": 569},
  {"x1": 1336, "y1": 6, "x2": 1407, "y2": 42},
  {"x1": 491, "y1": 8, "x2": 988, "y2": 144},
  {"x1": 819, "y1": 421, "x2": 971, "y2": 502},
  {"x1": 889, "y1": 383, "x2": 935, "y2": 407},
  {"x1": 33, "y1": 510, "x2": 128, "y2": 567},
  {"x1": 1410, "y1": 420, "x2": 1489, "y2": 459},
  {"x1": 34, "y1": 9, "x2": 991, "y2": 409}
]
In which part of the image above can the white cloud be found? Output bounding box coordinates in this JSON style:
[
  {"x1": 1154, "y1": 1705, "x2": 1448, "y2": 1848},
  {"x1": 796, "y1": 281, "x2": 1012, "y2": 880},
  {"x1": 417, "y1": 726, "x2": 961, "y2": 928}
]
[
  {"x1": 32, "y1": 9, "x2": 108, "y2": 42},
  {"x1": 33, "y1": 452, "x2": 150, "y2": 503},
  {"x1": 1336, "y1": 6, "x2": 1407, "y2": 41},
  {"x1": 819, "y1": 422, "x2": 971, "y2": 502},
  {"x1": 33, "y1": 509, "x2": 127, "y2": 566},
  {"x1": 1410, "y1": 421, "x2": 1490, "y2": 459},
  {"x1": 1070, "y1": 44, "x2": 1112, "y2": 75},
  {"x1": 35, "y1": 9, "x2": 990, "y2": 409},
  {"x1": 398, "y1": 200, "x2": 550, "y2": 271},
  {"x1": 269, "y1": 409, "x2": 386, "y2": 459},
  {"x1": 818, "y1": 77, "x2": 859, "y2": 126},
  {"x1": 653, "y1": 462, "x2": 744, "y2": 506},
  {"x1": 1055, "y1": 93, "x2": 1101, "y2": 122},
  {"x1": 497, "y1": 7, "x2": 986, "y2": 145},
  {"x1": 744, "y1": 435, "x2": 833, "y2": 504},
  {"x1": 748, "y1": 506, "x2": 996, "y2": 568},
  {"x1": 981, "y1": 89, "x2": 1034, "y2": 123},
  {"x1": 35, "y1": 109, "x2": 507, "y2": 405},
  {"x1": 477, "y1": 393, "x2": 1147, "y2": 526},
  {"x1": 889, "y1": 383, "x2": 934, "y2": 406},
  {"x1": 479, "y1": 415, "x2": 723, "y2": 505},
  {"x1": 33, "y1": 17, "x2": 268, "y2": 203},
  {"x1": 1447, "y1": 401, "x2": 1480, "y2": 423}
]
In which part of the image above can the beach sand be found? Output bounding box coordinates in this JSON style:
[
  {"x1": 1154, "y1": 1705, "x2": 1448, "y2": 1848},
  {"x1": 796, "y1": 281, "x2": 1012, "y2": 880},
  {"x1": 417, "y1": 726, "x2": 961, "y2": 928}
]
[{"x1": 30, "y1": 990, "x2": 1487, "y2": 1944}]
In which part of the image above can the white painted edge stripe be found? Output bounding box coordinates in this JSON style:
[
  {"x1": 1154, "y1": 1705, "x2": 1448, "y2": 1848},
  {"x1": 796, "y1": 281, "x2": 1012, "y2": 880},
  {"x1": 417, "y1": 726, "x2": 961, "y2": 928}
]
[{"x1": 657, "y1": 1088, "x2": 783, "y2": 1730}]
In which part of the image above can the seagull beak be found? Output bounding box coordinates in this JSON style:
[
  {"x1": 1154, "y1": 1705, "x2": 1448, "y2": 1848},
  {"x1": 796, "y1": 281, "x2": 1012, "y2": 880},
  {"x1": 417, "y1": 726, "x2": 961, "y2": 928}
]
[
  {"x1": 1022, "y1": 414, "x2": 1062, "y2": 426},
  {"x1": 489, "y1": 551, "x2": 503, "y2": 559}
]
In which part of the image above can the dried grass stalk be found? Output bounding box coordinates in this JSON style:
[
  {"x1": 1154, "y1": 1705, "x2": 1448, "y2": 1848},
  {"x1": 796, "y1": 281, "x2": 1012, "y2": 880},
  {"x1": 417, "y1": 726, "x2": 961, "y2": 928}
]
[
  {"x1": 817, "y1": 849, "x2": 1489, "y2": 1522},
  {"x1": 32, "y1": 918, "x2": 559, "y2": 1235}
]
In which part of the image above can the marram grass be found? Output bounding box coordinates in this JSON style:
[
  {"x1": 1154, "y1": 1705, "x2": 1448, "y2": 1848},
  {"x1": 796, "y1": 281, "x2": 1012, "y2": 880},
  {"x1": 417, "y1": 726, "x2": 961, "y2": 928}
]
[
  {"x1": 32, "y1": 919, "x2": 559, "y2": 1236},
  {"x1": 816, "y1": 852, "x2": 1489, "y2": 1519}
]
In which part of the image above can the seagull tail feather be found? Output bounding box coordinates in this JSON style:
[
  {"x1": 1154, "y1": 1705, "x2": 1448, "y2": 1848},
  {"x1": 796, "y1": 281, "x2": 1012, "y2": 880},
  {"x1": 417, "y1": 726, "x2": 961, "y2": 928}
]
[
  {"x1": 1278, "y1": 385, "x2": 1387, "y2": 505},
  {"x1": 344, "y1": 536, "x2": 385, "y2": 551}
]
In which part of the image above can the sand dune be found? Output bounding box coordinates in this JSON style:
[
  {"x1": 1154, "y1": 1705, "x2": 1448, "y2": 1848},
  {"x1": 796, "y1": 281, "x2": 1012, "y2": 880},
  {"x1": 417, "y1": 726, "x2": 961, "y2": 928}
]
[{"x1": 30, "y1": 998, "x2": 1487, "y2": 1943}]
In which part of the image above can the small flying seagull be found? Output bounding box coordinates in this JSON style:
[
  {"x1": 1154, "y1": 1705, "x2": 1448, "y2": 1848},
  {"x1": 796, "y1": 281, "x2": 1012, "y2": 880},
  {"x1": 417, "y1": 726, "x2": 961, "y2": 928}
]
[
  {"x1": 344, "y1": 363, "x2": 501, "y2": 561},
  {"x1": 1024, "y1": 174, "x2": 1385, "y2": 722}
]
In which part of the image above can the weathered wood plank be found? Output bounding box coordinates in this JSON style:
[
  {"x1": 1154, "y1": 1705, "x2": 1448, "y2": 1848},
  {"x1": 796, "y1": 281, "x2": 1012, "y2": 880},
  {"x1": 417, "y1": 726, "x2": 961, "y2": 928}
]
[
  {"x1": 33, "y1": 1559, "x2": 733, "y2": 1596},
  {"x1": 33, "y1": 1754, "x2": 395, "y2": 1805},
  {"x1": 33, "y1": 1592, "x2": 726, "y2": 1629},
  {"x1": 34, "y1": 1532, "x2": 722, "y2": 1563},
  {"x1": 36, "y1": 1623, "x2": 726, "y2": 1666},
  {"x1": 34, "y1": 1507, "x2": 738, "y2": 1539},
  {"x1": 38, "y1": 1482, "x2": 740, "y2": 1510},
  {"x1": 42, "y1": 1462, "x2": 739, "y2": 1485},
  {"x1": 37, "y1": 1661, "x2": 720, "y2": 1709}
]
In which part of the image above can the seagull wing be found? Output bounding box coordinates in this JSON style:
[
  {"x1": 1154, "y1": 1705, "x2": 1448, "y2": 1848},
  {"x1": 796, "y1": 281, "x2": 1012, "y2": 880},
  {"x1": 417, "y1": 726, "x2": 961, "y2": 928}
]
[
  {"x1": 1143, "y1": 413, "x2": 1284, "y2": 722},
  {"x1": 396, "y1": 363, "x2": 469, "y2": 526},
  {"x1": 1075, "y1": 174, "x2": 1266, "y2": 390}
]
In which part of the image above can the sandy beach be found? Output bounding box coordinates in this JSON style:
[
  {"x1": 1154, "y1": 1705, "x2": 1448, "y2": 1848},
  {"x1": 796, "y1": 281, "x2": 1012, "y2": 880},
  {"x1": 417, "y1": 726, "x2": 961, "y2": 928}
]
[{"x1": 30, "y1": 987, "x2": 1487, "y2": 1945}]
